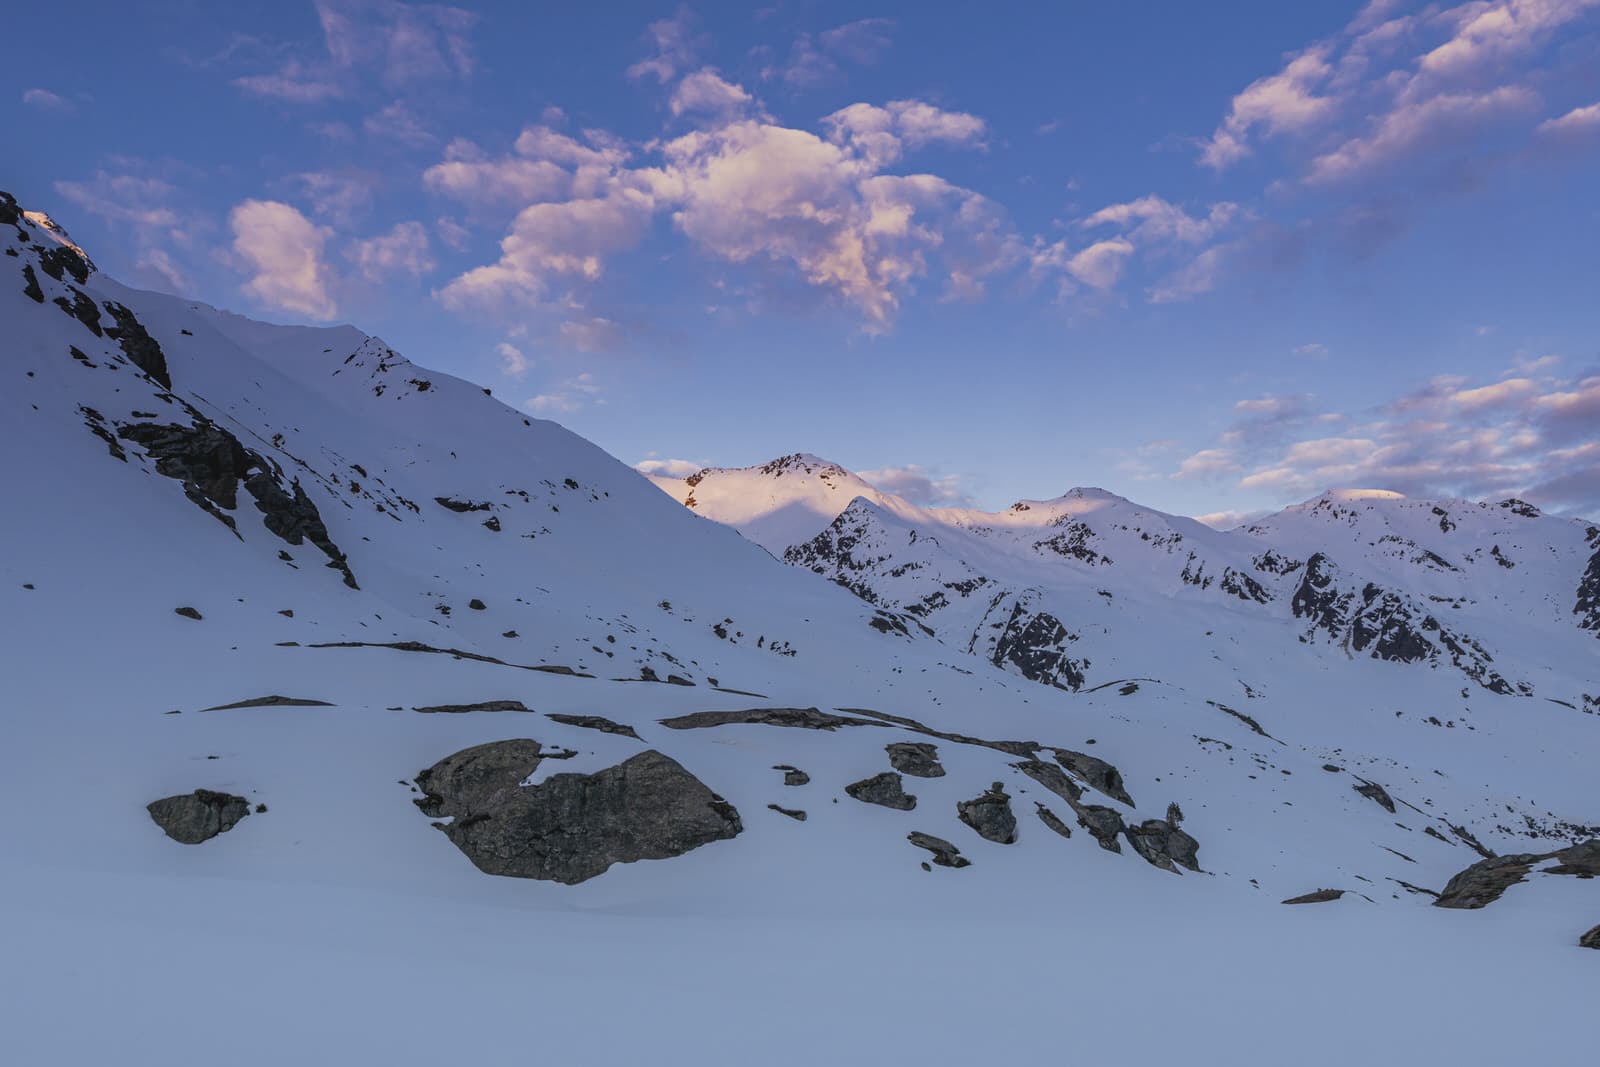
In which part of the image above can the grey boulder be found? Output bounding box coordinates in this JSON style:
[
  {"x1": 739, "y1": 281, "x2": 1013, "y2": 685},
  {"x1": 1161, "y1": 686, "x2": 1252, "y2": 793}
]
[
  {"x1": 415, "y1": 741, "x2": 741, "y2": 884},
  {"x1": 147, "y1": 789, "x2": 252, "y2": 844}
]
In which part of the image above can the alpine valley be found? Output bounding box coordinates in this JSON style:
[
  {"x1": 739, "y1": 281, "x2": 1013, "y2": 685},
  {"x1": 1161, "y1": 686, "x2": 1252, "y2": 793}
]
[{"x1": 4, "y1": 191, "x2": 1598, "y2": 1065}]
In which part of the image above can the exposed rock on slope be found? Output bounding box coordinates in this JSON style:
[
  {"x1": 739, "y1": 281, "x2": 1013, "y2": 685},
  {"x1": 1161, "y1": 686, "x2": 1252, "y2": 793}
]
[
  {"x1": 147, "y1": 789, "x2": 252, "y2": 844},
  {"x1": 415, "y1": 742, "x2": 742, "y2": 884}
]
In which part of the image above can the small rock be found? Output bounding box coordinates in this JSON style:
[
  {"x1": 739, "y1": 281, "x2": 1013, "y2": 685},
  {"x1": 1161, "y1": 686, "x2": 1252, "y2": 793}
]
[
  {"x1": 546, "y1": 713, "x2": 641, "y2": 740},
  {"x1": 768, "y1": 804, "x2": 807, "y2": 822},
  {"x1": 174, "y1": 606, "x2": 203, "y2": 621},
  {"x1": 957, "y1": 782, "x2": 1017, "y2": 844},
  {"x1": 1581, "y1": 924, "x2": 1600, "y2": 950},
  {"x1": 1035, "y1": 803, "x2": 1072, "y2": 838},
  {"x1": 413, "y1": 699, "x2": 531, "y2": 714},
  {"x1": 1353, "y1": 780, "x2": 1397, "y2": 814},
  {"x1": 468, "y1": 598, "x2": 487, "y2": 610},
  {"x1": 1283, "y1": 889, "x2": 1345, "y2": 905},
  {"x1": 907, "y1": 831, "x2": 970, "y2": 868},
  {"x1": 773, "y1": 764, "x2": 810, "y2": 786},
  {"x1": 846, "y1": 772, "x2": 916, "y2": 810},
  {"x1": 886, "y1": 742, "x2": 945, "y2": 778},
  {"x1": 147, "y1": 789, "x2": 251, "y2": 844}
]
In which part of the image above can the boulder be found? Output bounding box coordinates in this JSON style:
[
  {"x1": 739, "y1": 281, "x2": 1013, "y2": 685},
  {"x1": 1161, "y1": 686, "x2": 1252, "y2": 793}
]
[
  {"x1": 1125, "y1": 818, "x2": 1202, "y2": 873},
  {"x1": 1353, "y1": 780, "x2": 1397, "y2": 814},
  {"x1": 147, "y1": 789, "x2": 252, "y2": 844},
  {"x1": 845, "y1": 772, "x2": 916, "y2": 810},
  {"x1": 907, "y1": 831, "x2": 970, "y2": 869},
  {"x1": 1076, "y1": 804, "x2": 1126, "y2": 853},
  {"x1": 772, "y1": 764, "x2": 810, "y2": 786},
  {"x1": 1053, "y1": 749, "x2": 1134, "y2": 806},
  {"x1": 1434, "y1": 853, "x2": 1550, "y2": 909},
  {"x1": 1035, "y1": 803, "x2": 1072, "y2": 838},
  {"x1": 1581, "y1": 924, "x2": 1600, "y2": 950},
  {"x1": 414, "y1": 742, "x2": 741, "y2": 884},
  {"x1": 886, "y1": 741, "x2": 945, "y2": 778},
  {"x1": 957, "y1": 782, "x2": 1018, "y2": 844}
]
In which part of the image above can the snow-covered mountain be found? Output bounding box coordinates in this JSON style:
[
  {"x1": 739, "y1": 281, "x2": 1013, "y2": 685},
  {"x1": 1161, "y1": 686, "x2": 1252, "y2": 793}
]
[{"x1": 6, "y1": 192, "x2": 1598, "y2": 1064}]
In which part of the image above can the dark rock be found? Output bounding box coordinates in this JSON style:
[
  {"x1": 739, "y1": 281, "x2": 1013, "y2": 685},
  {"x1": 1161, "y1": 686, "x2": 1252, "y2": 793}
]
[
  {"x1": 174, "y1": 606, "x2": 202, "y2": 620},
  {"x1": 845, "y1": 772, "x2": 916, "y2": 810},
  {"x1": 886, "y1": 741, "x2": 945, "y2": 778},
  {"x1": 1076, "y1": 804, "x2": 1126, "y2": 852},
  {"x1": 1581, "y1": 924, "x2": 1600, "y2": 950},
  {"x1": 768, "y1": 804, "x2": 807, "y2": 821},
  {"x1": 1353, "y1": 780, "x2": 1397, "y2": 814},
  {"x1": 101, "y1": 300, "x2": 171, "y2": 389},
  {"x1": 434, "y1": 496, "x2": 491, "y2": 513},
  {"x1": 1125, "y1": 818, "x2": 1202, "y2": 873},
  {"x1": 1053, "y1": 749, "x2": 1134, "y2": 806},
  {"x1": 907, "y1": 831, "x2": 970, "y2": 868},
  {"x1": 661, "y1": 707, "x2": 884, "y2": 732},
  {"x1": 415, "y1": 743, "x2": 741, "y2": 884},
  {"x1": 1013, "y1": 759, "x2": 1084, "y2": 805},
  {"x1": 1434, "y1": 853, "x2": 1553, "y2": 909},
  {"x1": 1283, "y1": 889, "x2": 1345, "y2": 905},
  {"x1": 414, "y1": 700, "x2": 531, "y2": 714},
  {"x1": 147, "y1": 789, "x2": 251, "y2": 844},
  {"x1": 468, "y1": 598, "x2": 487, "y2": 610},
  {"x1": 1545, "y1": 839, "x2": 1600, "y2": 878},
  {"x1": 1035, "y1": 802, "x2": 1072, "y2": 838},
  {"x1": 772, "y1": 764, "x2": 810, "y2": 786},
  {"x1": 957, "y1": 782, "x2": 1017, "y2": 844},
  {"x1": 546, "y1": 713, "x2": 641, "y2": 740},
  {"x1": 21, "y1": 263, "x2": 43, "y2": 302},
  {"x1": 202, "y1": 695, "x2": 332, "y2": 710},
  {"x1": 989, "y1": 600, "x2": 1086, "y2": 690},
  {"x1": 53, "y1": 286, "x2": 103, "y2": 335}
]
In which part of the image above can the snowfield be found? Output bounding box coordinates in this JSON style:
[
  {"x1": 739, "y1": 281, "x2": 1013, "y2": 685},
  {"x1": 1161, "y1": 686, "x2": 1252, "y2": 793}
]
[{"x1": 3, "y1": 192, "x2": 1597, "y2": 1065}]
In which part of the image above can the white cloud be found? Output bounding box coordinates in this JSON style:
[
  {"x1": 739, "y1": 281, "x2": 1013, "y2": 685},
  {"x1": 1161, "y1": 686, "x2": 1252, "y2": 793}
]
[
  {"x1": 1537, "y1": 101, "x2": 1600, "y2": 139},
  {"x1": 858, "y1": 464, "x2": 972, "y2": 507},
  {"x1": 1200, "y1": 45, "x2": 1337, "y2": 169},
  {"x1": 364, "y1": 100, "x2": 434, "y2": 146},
  {"x1": 349, "y1": 221, "x2": 434, "y2": 281},
  {"x1": 1081, "y1": 196, "x2": 1239, "y2": 244},
  {"x1": 236, "y1": 0, "x2": 476, "y2": 102},
  {"x1": 525, "y1": 372, "x2": 603, "y2": 414},
  {"x1": 496, "y1": 341, "x2": 530, "y2": 377},
  {"x1": 1293, "y1": 342, "x2": 1329, "y2": 356},
  {"x1": 627, "y1": 8, "x2": 698, "y2": 83},
  {"x1": 1306, "y1": 85, "x2": 1538, "y2": 184},
  {"x1": 230, "y1": 199, "x2": 337, "y2": 319},
  {"x1": 636, "y1": 457, "x2": 704, "y2": 478},
  {"x1": 22, "y1": 88, "x2": 74, "y2": 113},
  {"x1": 670, "y1": 69, "x2": 753, "y2": 118}
]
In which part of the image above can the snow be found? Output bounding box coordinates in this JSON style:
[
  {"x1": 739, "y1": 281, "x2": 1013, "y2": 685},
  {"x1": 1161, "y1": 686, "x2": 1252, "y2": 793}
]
[{"x1": 3, "y1": 196, "x2": 1598, "y2": 1064}]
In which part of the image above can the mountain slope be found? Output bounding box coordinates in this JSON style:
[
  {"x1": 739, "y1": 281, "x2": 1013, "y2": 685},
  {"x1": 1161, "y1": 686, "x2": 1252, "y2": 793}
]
[{"x1": 5, "y1": 192, "x2": 1598, "y2": 1064}]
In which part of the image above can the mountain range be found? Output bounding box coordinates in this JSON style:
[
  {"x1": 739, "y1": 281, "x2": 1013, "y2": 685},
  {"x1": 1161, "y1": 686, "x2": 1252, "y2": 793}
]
[{"x1": 5, "y1": 190, "x2": 1597, "y2": 1065}]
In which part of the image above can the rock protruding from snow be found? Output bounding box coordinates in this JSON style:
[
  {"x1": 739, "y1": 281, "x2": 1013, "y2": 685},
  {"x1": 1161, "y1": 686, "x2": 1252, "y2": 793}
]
[
  {"x1": 907, "y1": 831, "x2": 970, "y2": 868},
  {"x1": 1054, "y1": 749, "x2": 1134, "y2": 807},
  {"x1": 1581, "y1": 924, "x2": 1600, "y2": 950},
  {"x1": 415, "y1": 742, "x2": 742, "y2": 884},
  {"x1": 845, "y1": 772, "x2": 916, "y2": 810},
  {"x1": 886, "y1": 742, "x2": 945, "y2": 778},
  {"x1": 1125, "y1": 817, "x2": 1201, "y2": 873},
  {"x1": 147, "y1": 789, "x2": 252, "y2": 844},
  {"x1": 1282, "y1": 889, "x2": 1345, "y2": 904},
  {"x1": 957, "y1": 782, "x2": 1018, "y2": 844}
]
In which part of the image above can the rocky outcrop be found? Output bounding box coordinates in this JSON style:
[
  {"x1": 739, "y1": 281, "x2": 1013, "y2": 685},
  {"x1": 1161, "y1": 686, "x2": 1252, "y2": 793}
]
[
  {"x1": 1283, "y1": 889, "x2": 1345, "y2": 904},
  {"x1": 415, "y1": 742, "x2": 741, "y2": 884},
  {"x1": 907, "y1": 831, "x2": 970, "y2": 869},
  {"x1": 546, "y1": 713, "x2": 641, "y2": 740},
  {"x1": 661, "y1": 707, "x2": 884, "y2": 732},
  {"x1": 845, "y1": 772, "x2": 916, "y2": 810},
  {"x1": 1076, "y1": 804, "x2": 1126, "y2": 852},
  {"x1": 1435, "y1": 853, "x2": 1549, "y2": 909},
  {"x1": 1035, "y1": 803, "x2": 1073, "y2": 838},
  {"x1": 101, "y1": 300, "x2": 171, "y2": 389},
  {"x1": 1053, "y1": 749, "x2": 1134, "y2": 807},
  {"x1": 773, "y1": 765, "x2": 810, "y2": 786},
  {"x1": 1581, "y1": 924, "x2": 1600, "y2": 950},
  {"x1": 1577, "y1": 540, "x2": 1600, "y2": 636},
  {"x1": 886, "y1": 742, "x2": 944, "y2": 778},
  {"x1": 1353, "y1": 780, "x2": 1397, "y2": 814},
  {"x1": 1125, "y1": 817, "x2": 1201, "y2": 873},
  {"x1": 957, "y1": 782, "x2": 1018, "y2": 844},
  {"x1": 768, "y1": 804, "x2": 807, "y2": 822},
  {"x1": 117, "y1": 416, "x2": 357, "y2": 587},
  {"x1": 147, "y1": 789, "x2": 252, "y2": 844},
  {"x1": 414, "y1": 700, "x2": 531, "y2": 714},
  {"x1": 980, "y1": 594, "x2": 1086, "y2": 691}
]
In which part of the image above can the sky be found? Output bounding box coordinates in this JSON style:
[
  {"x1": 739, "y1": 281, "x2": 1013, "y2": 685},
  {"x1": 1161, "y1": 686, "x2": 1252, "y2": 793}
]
[{"x1": 7, "y1": 0, "x2": 1599, "y2": 522}]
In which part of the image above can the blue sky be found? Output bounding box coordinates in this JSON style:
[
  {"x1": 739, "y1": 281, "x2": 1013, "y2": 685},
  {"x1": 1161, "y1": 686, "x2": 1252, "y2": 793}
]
[{"x1": 8, "y1": 0, "x2": 1599, "y2": 521}]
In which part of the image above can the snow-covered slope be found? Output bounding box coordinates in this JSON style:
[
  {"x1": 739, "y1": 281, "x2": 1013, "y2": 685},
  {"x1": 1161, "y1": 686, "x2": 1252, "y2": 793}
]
[{"x1": 5, "y1": 191, "x2": 1599, "y2": 1064}]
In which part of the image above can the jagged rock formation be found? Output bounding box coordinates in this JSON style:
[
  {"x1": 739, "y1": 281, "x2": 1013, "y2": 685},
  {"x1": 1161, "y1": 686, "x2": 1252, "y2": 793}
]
[
  {"x1": 886, "y1": 742, "x2": 945, "y2": 778},
  {"x1": 957, "y1": 782, "x2": 1018, "y2": 843},
  {"x1": 845, "y1": 772, "x2": 916, "y2": 810},
  {"x1": 907, "y1": 831, "x2": 970, "y2": 868}
]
